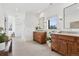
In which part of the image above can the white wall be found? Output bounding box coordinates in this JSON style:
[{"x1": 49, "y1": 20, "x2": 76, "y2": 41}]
[
  {"x1": 12, "y1": 12, "x2": 39, "y2": 41},
  {"x1": 0, "y1": 5, "x2": 4, "y2": 28},
  {"x1": 3, "y1": 12, "x2": 26, "y2": 41},
  {"x1": 14, "y1": 13, "x2": 25, "y2": 41},
  {"x1": 24, "y1": 13, "x2": 38, "y2": 41}
]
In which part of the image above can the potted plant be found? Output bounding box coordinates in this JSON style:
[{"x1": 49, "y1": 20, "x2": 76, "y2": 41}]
[
  {"x1": 0, "y1": 33, "x2": 8, "y2": 51},
  {"x1": 46, "y1": 37, "x2": 51, "y2": 48}
]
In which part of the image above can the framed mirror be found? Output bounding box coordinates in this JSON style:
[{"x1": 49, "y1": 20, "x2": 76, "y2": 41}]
[
  {"x1": 39, "y1": 17, "x2": 44, "y2": 29},
  {"x1": 64, "y1": 3, "x2": 79, "y2": 29}
]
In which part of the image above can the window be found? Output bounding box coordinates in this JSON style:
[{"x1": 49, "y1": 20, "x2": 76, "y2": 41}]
[{"x1": 48, "y1": 16, "x2": 58, "y2": 29}]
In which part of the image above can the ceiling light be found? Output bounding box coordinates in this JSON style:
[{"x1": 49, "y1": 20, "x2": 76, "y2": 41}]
[{"x1": 49, "y1": 3, "x2": 53, "y2": 6}]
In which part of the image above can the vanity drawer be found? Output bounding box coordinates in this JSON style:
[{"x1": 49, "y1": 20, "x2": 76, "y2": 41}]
[
  {"x1": 58, "y1": 35, "x2": 75, "y2": 42},
  {"x1": 51, "y1": 34, "x2": 58, "y2": 39}
]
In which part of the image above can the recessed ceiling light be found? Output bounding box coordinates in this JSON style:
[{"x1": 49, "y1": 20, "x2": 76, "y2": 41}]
[{"x1": 49, "y1": 3, "x2": 53, "y2": 6}]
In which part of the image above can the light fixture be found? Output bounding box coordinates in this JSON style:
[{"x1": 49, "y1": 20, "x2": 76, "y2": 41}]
[{"x1": 49, "y1": 3, "x2": 53, "y2": 6}]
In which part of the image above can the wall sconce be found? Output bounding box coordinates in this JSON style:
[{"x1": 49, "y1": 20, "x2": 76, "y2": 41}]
[{"x1": 60, "y1": 18, "x2": 62, "y2": 20}]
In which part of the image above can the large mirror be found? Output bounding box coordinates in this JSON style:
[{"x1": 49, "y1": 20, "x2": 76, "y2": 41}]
[{"x1": 64, "y1": 3, "x2": 79, "y2": 29}]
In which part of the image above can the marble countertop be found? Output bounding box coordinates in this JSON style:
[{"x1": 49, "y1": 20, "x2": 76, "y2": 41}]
[{"x1": 53, "y1": 32, "x2": 79, "y2": 37}]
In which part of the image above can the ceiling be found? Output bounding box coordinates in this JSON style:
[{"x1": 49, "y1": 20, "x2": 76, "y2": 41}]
[
  {"x1": 0, "y1": 3, "x2": 73, "y2": 16},
  {"x1": 0, "y1": 3, "x2": 50, "y2": 14}
]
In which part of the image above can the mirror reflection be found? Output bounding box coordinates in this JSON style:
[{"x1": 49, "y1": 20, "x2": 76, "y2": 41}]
[
  {"x1": 48, "y1": 16, "x2": 58, "y2": 29},
  {"x1": 64, "y1": 3, "x2": 79, "y2": 29}
]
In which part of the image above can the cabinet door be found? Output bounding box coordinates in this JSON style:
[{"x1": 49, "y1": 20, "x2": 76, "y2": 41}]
[
  {"x1": 37, "y1": 35, "x2": 42, "y2": 43},
  {"x1": 51, "y1": 38, "x2": 58, "y2": 51},
  {"x1": 74, "y1": 38, "x2": 79, "y2": 55},
  {"x1": 75, "y1": 43, "x2": 79, "y2": 55},
  {"x1": 58, "y1": 39, "x2": 67, "y2": 55},
  {"x1": 67, "y1": 42, "x2": 77, "y2": 55},
  {"x1": 35, "y1": 32, "x2": 46, "y2": 44}
]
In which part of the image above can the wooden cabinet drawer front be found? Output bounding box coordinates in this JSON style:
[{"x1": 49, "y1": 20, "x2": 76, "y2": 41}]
[
  {"x1": 37, "y1": 32, "x2": 46, "y2": 35},
  {"x1": 51, "y1": 39, "x2": 57, "y2": 42},
  {"x1": 51, "y1": 34, "x2": 58, "y2": 39},
  {"x1": 58, "y1": 35, "x2": 75, "y2": 41},
  {"x1": 51, "y1": 37, "x2": 56, "y2": 40}
]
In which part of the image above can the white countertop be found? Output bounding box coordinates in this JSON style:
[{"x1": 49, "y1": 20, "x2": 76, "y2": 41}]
[
  {"x1": 33, "y1": 30, "x2": 46, "y2": 32},
  {"x1": 53, "y1": 32, "x2": 79, "y2": 37}
]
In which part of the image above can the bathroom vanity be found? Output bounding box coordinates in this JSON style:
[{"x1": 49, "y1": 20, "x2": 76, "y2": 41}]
[
  {"x1": 33, "y1": 31, "x2": 47, "y2": 44},
  {"x1": 51, "y1": 32, "x2": 79, "y2": 56}
]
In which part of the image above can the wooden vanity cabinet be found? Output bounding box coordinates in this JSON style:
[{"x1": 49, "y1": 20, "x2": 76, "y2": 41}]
[
  {"x1": 33, "y1": 32, "x2": 47, "y2": 44},
  {"x1": 51, "y1": 34, "x2": 79, "y2": 56}
]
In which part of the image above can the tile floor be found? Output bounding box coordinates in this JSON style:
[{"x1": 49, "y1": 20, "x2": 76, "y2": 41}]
[{"x1": 12, "y1": 37, "x2": 61, "y2": 56}]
